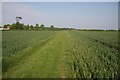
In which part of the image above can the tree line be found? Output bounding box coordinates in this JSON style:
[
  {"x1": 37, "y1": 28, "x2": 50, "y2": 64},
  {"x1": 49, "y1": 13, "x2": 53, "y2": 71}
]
[
  {"x1": 3, "y1": 22, "x2": 76, "y2": 31},
  {"x1": 3, "y1": 22, "x2": 60, "y2": 31},
  {"x1": 3, "y1": 22, "x2": 119, "y2": 31}
]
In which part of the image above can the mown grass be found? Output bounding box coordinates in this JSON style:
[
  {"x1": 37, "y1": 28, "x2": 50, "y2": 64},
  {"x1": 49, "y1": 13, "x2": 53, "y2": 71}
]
[
  {"x1": 2, "y1": 31, "x2": 72, "y2": 78},
  {"x1": 2, "y1": 30, "x2": 119, "y2": 79}
]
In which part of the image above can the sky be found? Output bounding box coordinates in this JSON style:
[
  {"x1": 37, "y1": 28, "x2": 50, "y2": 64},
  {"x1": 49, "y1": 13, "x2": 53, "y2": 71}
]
[
  {"x1": 1, "y1": 0, "x2": 120, "y2": 2},
  {"x1": 1, "y1": 2, "x2": 119, "y2": 29}
]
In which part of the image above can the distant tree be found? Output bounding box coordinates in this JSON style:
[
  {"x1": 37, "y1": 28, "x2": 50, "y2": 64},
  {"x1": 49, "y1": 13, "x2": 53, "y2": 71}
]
[
  {"x1": 27, "y1": 24, "x2": 29, "y2": 27},
  {"x1": 16, "y1": 22, "x2": 24, "y2": 29},
  {"x1": 4, "y1": 24, "x2": 10, "y2": 28},
  {"x1": 10, "y1": 23, "x2": 15, "y2": 29},
  {"x1": 50, "y1": 25, "x2": 54, "y2": 28},
  {"x1": 16, "y1": 16, "x2": 22, "y2": 23},
  {"x1": 40, "y1": 24, "x2": 44, "y2": 28},
  {"x1": 9, "y1": 16, "x2": 23, "y2": 30},
  {"x1": 35, "y1": 24, "x2": 39, "y2": 27},
  {"x1": 23, "y1": 25, "x2": 29, "y2": 30},
  {"x1": 30, "y1": 25, "x2": 33, "y2": 28}
]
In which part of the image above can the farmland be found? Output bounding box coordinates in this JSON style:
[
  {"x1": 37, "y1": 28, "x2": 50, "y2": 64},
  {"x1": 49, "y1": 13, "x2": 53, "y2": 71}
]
[{"x1": 2, "y1": 31, "x2": 119, "y2": 78}]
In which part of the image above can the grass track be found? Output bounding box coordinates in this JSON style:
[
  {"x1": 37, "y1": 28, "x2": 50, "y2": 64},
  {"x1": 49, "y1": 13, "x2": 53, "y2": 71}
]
[{"x1": 3, "y1": 31, "x2": 74, "y2": 78}]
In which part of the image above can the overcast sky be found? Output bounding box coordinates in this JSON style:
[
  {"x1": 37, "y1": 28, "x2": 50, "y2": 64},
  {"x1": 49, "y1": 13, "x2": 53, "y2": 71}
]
[{"x1": 2, "y1": 2, "x2": 118, "y2": 29}]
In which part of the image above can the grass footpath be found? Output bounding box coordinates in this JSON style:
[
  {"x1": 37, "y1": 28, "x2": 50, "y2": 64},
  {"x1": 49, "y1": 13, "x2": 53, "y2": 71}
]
[{"x1": 3, "y1": 31, "x2": 73, "y2": 78}]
